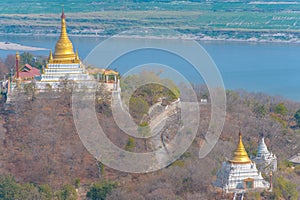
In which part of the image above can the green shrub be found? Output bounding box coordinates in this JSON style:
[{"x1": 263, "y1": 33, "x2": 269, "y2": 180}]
[
  {"x1": 273, "y1": 103, "x2": 288, "y2": 116},
  {"x1": 247, "y1": 191, "x2": 261, "y2": 200},
  {"x1": 0, "y1": 175, "x2": 50, "y2": 200},
  {"x1": 38, "y1": 184, "x2": 52, "y2": 200},
  {"x1": 294, "y1": 165, "x2": 300, "y2": 176},
  {"x1": 129, "y1": 97, "x2": 149, "y2": 120},
  {"x1": 125, "y1": 136, "x2": 135, "y2": 152},
  {"x1": 55, "y1": 185, "x2": 77, "y2": 200},
  {"x1": 0, "y1": 175, "x2": 24, "y2": 200},
  {"x1": 270, "y1": 113, "x2": 287, "y2": 127},
  {"x1": 74, "y1": 178, "x2": 80, "y2": 189},
  {"x1": 294, "y1": 109, "x2": 300, "y2": 127},
  {"x1": 273, "y1": 176, "x2": 299, "y2": 200},
  {"x1": 86, "y1": 181, "x2": 117, "y2": 200}
]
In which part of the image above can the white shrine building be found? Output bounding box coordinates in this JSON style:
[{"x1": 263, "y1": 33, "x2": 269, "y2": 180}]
[
  {"x1": 252, "y1": 137, "x2": 277, "y2": 173},
  {"x1": 214, "y1": 132, "x2": 270, "y2": 193}
]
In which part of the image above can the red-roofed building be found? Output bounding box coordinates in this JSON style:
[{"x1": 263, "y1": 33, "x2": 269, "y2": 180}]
[{"x1": 18, "y1": 64, "x2": 41, "y2": 81}]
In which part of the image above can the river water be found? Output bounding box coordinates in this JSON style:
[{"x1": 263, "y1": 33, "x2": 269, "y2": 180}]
[{"x1": 0, "y1": 35, "x2": 299, "y2": 102}]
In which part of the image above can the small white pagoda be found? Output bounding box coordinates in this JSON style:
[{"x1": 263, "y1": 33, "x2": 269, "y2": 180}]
[
  {"x1": 252, "y1": 137, "x2": 277, "y2": 173},
  {"x1": 214, "y1": 132, "x2": 270, "y2": 193}
]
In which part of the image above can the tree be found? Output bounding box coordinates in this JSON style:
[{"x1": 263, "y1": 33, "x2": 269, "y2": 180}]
[
  {"x1": 253, "y1": 103, "x2": 266, "y2": 119},
  {"x1": 73, "y1": 178, "x2": 80, "y2": 189},
  {"x1": 273, "y1": 176, "x2": 299, "y2": 200},
  {"x1": 0, "y1": 175, "x2": 43, "y2": 200},
  {"x1": 86, "y1": 181, "x2": 117, "y2": 200},
  {"x1": 19, "y1": 52, "x2": 46, "y2": 71},
  {"x1": 34, "y1": 56, "x2": 47, "y2": 71},
  {"x1": 121, "y1": 70, "x2": 180, "y2": 106},
  {"x1": 20, "y1": 52, "x2": 34, "y2": 66},
  {"x1": 294, "y1": 165, "x2": 300, "y2": 176},
  {"x1": 273, "y1": 103, "x2": 288, "y2": 116},
  {"x1": 0, "y1": 58, "x2": 8, "y2": 76},
  {"x1": 125, "y1": 136, "x2": 135, "y2": 152},
  {"x1": 38, "y1": 184, "x2": 52, "y2": 200},
  {"x1": 20, "y1": 183, "x2": 41, "y2": 200},
  {"x1": 23, "y1": 81, "x2": 36, "y2": 101},
  {"x1": 4, "y1": 54, "x2": 15, "y2": 69},
  {"x1": 56, "y1": 185, "x2": 77, "y2": 200},
  {"x1": 129, "y1": 97, "x2": 149, "y2": 122},
  {"x1": 0, "y1": 175, "x2": 23, "y2": 200},
  {"x1": 294, "y1": 109, "x2": 300, "y2": 127},
  {"x1": 4, "y1": 54, "x2": 15, "y2": 76},
  {"x1": 96, "y1": 83, "x2": 112, "y2": 116}
]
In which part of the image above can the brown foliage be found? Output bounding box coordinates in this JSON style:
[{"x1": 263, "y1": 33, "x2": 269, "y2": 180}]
[
  {"x1": 0, "y1": 93, "x2": 100, "y2": 190},
  {"x1": 0, "y1": 87, "x2": 299, "y2": 198}
]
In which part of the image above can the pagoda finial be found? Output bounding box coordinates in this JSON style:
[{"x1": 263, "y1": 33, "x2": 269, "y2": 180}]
[
  {"x1": 15, "y1": 52, "x2": 20, "y2": 79},
  {"x1": 61, "y1": 6, "x2": 65, "y2": 19},
  {"x1": 75, "y1": 49, "x2": 79, "y2": 60},
  {"x1": 229, "y1": 131, "x2": 252, "y2": 164},
  {"x1": 49, "y1": 50, "x2": 53, "y2": 61},
  {"x1": 238, "y1": 115, "x2": 241, "y2": 133},
  {"x1": 16, "y1": 51, "x2": 20, "y2": 60}
]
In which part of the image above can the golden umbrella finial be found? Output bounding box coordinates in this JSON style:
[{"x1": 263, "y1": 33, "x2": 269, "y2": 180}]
[
  {"x1": 229, "y1": 131, "x2": 252, "y2": 164},
  {"x1": 61, "y1": 5, "x2": 65, "y2": 19}
]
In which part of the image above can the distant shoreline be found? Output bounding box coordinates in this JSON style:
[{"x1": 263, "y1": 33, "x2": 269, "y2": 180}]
[
  {"x1": 0, "y1": 41, "x2": 48, "y2": 51},
  {"x1": 1, "y1": 33, "x2": 300, "y2": 47}
]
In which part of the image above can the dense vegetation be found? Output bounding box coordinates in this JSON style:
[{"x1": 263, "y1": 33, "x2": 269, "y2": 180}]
[
  {"x1": 86, "y1": 181, "x2": 117, "y2": 200},
  {"x1": 0, "y1": 175, "x2": 76, "y2": 200},
  {"x1": 0, "y1": 49, "x2": 299, "y2": 198},
  {"x1": 121, "y1": 70, "x2": 179, "y2": 124},
  {"x1": 0, "y1": 76, "x2": 299, "y2": 198}
]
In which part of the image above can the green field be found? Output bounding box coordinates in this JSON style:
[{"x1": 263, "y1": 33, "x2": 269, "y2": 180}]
[{"x1": 1, "y1": 0, "x2": 300, "y2": 41}]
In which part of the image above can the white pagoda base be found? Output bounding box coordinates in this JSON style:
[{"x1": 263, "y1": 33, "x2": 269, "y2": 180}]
[
  {"x1": 36, "y1": 63, "x2": 94, "y2": 89},
  {"x1": 215, "y1": 161, "x2": 270, "y2": 193}
]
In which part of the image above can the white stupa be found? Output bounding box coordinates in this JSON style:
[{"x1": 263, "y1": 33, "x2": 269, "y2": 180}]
[
  {"x1": 252, "y1": 137, "x2": 277, "y2": 172},
  {"x1": 214, "y1": 132, "x2": 270, "y2": 193}
]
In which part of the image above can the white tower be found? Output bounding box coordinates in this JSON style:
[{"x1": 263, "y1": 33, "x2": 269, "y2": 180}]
[{"x1": 252, "y1": 137, "x2": 277, "y2": 173}]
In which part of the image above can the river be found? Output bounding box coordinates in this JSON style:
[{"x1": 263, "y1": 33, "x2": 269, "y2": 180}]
[{"x1": 0, "y1": 35, "x2": 299, "y2": 102}]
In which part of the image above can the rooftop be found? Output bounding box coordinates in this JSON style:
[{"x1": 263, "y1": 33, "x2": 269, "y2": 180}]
[{"x1": 289, "y1": 153, "x2": 300, "y2": 164}]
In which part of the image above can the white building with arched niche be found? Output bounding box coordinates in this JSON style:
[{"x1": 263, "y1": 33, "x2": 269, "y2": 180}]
[{"x1": 214, "y1": 132, "x2": 270, "y2": 193}]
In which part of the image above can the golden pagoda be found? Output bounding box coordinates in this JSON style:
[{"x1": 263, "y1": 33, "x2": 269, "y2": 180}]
[
  {"x1": 214, "y1": 131, "x2": 270, "y2": 192},
  {"x1": 49, "y1": 8, "x2": 79, "y2": 64},
  {"x1": 229, "y1": 132, "x2": 252, "y2": 164},
  {"x1": 37, "y1": 9, "x2": 93, "y2": 87},
  {"x1": 35, "y1": 8, "x2": 118, "y2": 90}
]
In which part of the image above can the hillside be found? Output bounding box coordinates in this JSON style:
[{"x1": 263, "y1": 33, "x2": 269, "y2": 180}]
[{"x1": 0, "y1": 86, "x2": 299, "y2": 199}]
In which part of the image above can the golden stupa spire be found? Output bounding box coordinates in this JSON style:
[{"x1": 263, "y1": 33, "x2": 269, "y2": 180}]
[
  {"x1": 53, "y1": 7, "x2": 76, "y2": 63},
  {"x1": 75, "y1": 49, "x2": 79, "y2": 60},
  {"x1": 229, "y1": 132, "x2": 252, "y2": 164},
  {"x1": 48, "y1": 50, "x2": 53, "y2": 62}
]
